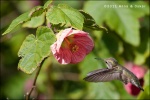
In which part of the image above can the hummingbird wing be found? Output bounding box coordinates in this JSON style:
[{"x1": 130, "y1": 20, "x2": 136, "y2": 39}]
[{"x1": 84, "y1": 68, "x2": 121, "y2": 82}]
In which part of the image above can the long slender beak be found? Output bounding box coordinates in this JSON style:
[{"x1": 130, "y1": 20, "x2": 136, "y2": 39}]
[{"x1": 95, "y1": 58, "x2": 104, "y2": 61}]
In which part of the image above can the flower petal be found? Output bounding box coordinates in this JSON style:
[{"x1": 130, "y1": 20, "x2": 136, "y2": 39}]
[
  {"x1": 51, "y1": 28, "x2": 94, "y2": 64},
  {"x1": 71, "y1": 44, "x2": 87, "y2": 63},
  {"x1": 56, "y1": 49, "x2": 72, "y2": 64},
  {"x1": 68, "y1": 29, "x2": 88, "y2": 36},
  {"x1": 50, "y1": 42, "x2": 57, "y2": 54},
  {"x1": 132, "y1": 65, "x2": 146, "y2": 79},
  {"x1": 74, "y1": 35, "x2": 94, "y2": 54},
  {"x1": 56, "y1": 28, "x2": 72, "y2": 51},
  {"x1": 51, "y1": 42, "x2": 72, "y2": 64}
]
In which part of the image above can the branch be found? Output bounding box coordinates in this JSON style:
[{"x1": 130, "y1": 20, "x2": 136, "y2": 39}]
[{"x1": 25, "y1": 57, "x2": 47, "y2": 100}]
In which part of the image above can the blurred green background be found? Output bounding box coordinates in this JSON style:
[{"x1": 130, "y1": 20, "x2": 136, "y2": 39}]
[{"x1": 0, "y1": 0, "x2": 149, "y2": 99}]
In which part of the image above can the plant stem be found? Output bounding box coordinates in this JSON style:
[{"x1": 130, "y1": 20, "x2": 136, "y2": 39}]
[{"x1": 25, "y1": 57, "x2": 47, "y2": 100}]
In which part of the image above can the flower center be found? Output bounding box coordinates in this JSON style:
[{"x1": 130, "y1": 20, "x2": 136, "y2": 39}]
[
  {"x1": 71, "y1": 44, "x2": 79, "y2": 52},
  {"x1": 63, "y1": 38, "x2": 79, "y2": 52}
]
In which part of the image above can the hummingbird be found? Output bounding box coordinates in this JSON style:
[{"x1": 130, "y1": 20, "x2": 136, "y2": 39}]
[{"x1": 83, "y1": 57, "x2": 144, "y2": 91}]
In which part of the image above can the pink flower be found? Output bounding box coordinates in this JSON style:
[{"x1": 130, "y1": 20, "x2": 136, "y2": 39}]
[
  {"x1": 124, "y1": 62, "x2": 147, "y2": 96},
  {"x1": 51, "y1": 28, "x2": 94, "y2": 64}
]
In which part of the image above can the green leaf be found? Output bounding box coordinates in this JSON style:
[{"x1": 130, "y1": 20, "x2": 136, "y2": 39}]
[
  {"x1": 134, "y1": 30, "x2": 149, "y2": 65},
  {"x1": 2, "y1": 12, "x2": 30, "y2": 35},
  {"x1": 105, "y1": 7, "x2": 140, "y2": 46},
  {"x1": 46, "y1": 4, "x2": 84, "y2": 30},
  {"x1": 23, "y1": 6, "x2": 46, "y2": 28},
  {"x1": 92, "y1": 31, "x2": 112, "y2": 58},
  {"x1": 22, "y1": 13, "x2": 45, "y2": 28},
  {"x1": 29, "y1": 6, "x2": 45, "y2": 17},
  {"x1": 84, "y1": 1, "x2": 143, "y2": 46},
  {"x1": 79, "y1": 10, "x2": 108, "y2": 32},
  {"x1": 44, "y1": 0, "x2": 53, "y2": 9},
  {"x1": 101, "y1": 32, "x2": 123, "y2": 56},
  {"x1": 18, "y1": 26, "x2": 56, "y2": 74},
  {"x1": 130, "y1": 1, "x2": 150, "y2": 18}
]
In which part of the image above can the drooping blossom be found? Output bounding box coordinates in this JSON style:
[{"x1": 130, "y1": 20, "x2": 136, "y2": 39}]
[
  {"x1": 50, "y1": 28, "x2": 94, "y2": 64},
  {"x1": 124, "y1": 62, "x2": 147, "y2": 96}
]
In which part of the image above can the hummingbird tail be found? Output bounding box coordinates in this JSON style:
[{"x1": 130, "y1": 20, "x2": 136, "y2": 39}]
[
  {"x1": 131, "y1": 80, "x2": 144, "y2": 91},
  {"x1": 139, "y1": 86, "x2": 144, "y2": 91}
]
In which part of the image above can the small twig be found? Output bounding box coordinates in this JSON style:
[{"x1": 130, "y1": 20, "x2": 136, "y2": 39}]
[{"x1": 25, "y1": 57, "x2": 47, "y2": 100}]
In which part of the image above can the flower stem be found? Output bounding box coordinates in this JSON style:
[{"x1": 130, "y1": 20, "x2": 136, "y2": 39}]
[{"x1": 25, "y1": 57, "x2": 47, "y2": 100}]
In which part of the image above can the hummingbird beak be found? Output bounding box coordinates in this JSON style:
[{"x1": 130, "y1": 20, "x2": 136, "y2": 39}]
[{"x1": 95, "y1": 58, "x2": 103, "y2": 61}]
